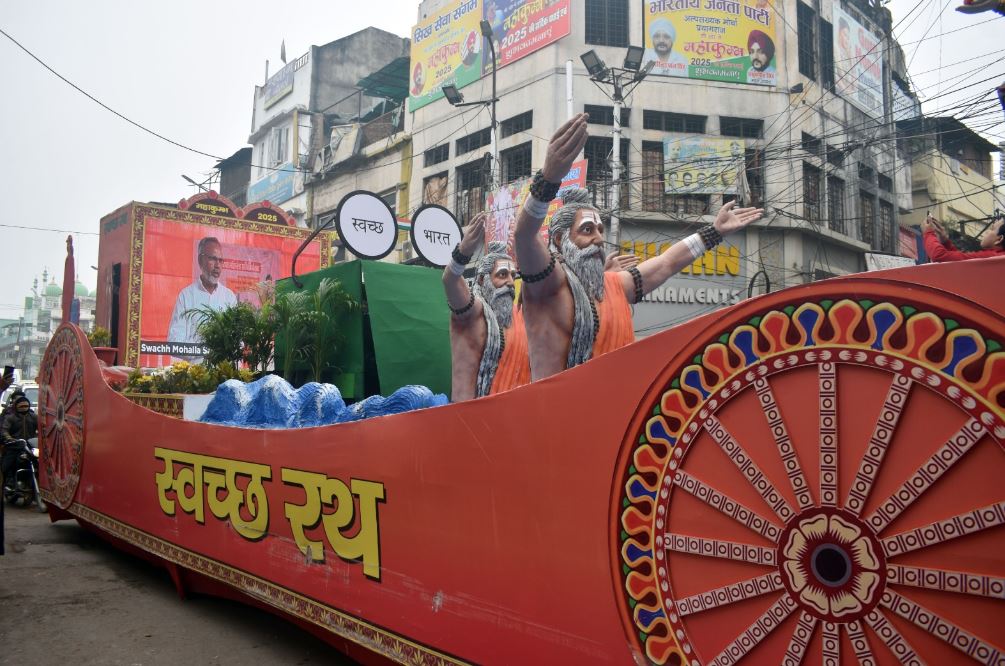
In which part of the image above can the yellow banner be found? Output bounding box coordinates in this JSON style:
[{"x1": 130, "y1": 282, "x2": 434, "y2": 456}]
[
  {"x1": 644, "y1": 0, "x2": 778, "y2": 86},
  {"x1": 409, "y1": 0, "x2": 483, "y2": 111}
]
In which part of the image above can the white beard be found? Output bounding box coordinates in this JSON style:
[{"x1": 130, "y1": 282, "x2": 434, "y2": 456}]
[
  {"x1": 485, "y1": 284, "x2": 515, "y2": 330},
  {"x1": 561, "y1": 237, "x2": 605, "y2": 301}
]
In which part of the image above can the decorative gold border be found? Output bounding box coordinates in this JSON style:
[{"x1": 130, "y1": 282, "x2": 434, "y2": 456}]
[
  {"x1": 44, "y1": 495, "x2": 469, "y2": 666},
  {"x1": 123, "y1": 393, "x2": 184, "y2": 419},
  {"x1": 123, "y1": 203, "x2": 333, "y2": 367}
]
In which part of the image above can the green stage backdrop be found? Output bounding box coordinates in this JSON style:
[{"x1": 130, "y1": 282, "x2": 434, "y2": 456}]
[{"x1": 277, "y1": 260, "x2": 450, "y2": 400}]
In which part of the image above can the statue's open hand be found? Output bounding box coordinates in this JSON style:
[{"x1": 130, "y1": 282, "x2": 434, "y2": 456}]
[
  {"x1": 459, "y1": 212, "x2": 487, "y2": 256},
  {"x1": 713, "y1": 201, "x2": 764, "y2": 235},
  {"x1": 542, "y1": 113, "x2": 589, "y2": 183}
]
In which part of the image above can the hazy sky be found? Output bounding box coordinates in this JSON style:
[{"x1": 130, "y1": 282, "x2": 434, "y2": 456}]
[{"x1": 0, "y1": 1, "x2": 1000, "y2": 319}]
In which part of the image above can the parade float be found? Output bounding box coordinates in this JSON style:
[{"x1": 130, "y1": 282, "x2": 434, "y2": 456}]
[{"x1": 35, "y1": 188, "x2": 1005, "y2": 665}]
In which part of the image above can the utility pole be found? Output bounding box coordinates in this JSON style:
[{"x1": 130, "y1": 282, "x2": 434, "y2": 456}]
[{"x1": 580, "y1": 48, "x2": 654, "y2": 249}]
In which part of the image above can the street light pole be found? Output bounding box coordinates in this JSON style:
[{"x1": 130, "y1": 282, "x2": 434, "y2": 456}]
[
  {"x1": 580, "y1": 48, "x2": 652, "y2": 250},
  {"x1": 610, "y1": 80, "x2": 624, "y2": 253},
  {"x1": 481, "y1": 20, "x2": 499, "y2": 190}
]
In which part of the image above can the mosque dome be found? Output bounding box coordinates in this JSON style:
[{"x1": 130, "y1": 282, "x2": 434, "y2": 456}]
[
  {"x1": 75, "y1": 281, "x2": 89, "y2": 297},
  {"x1": 44, "y1": 282, "x2": 62, "y2": 297}
]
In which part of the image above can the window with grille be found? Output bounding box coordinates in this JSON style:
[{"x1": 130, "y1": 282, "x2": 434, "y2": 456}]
[
  {"x1": 500, "y1": 111, "x2": 533, "y2": 138},
  {"x1": 860, "y1": 191, "x2": 876, "y2": 246},
  {"x1": 643, "y1": 110, "x2": 706, "y2": 133},
  {"x1": 879, "y1": 201, "x2": 895, "y2": 253},
  {"x1": 501, "y1": 142, "x2": 532, "y2": 184},
  {"x1": 455, "y1": 161, "x2": 487, "y2": 223},
  {"x1": 745, "y1": 148, "x2": 765, "y2": 206},
  {"x1": 585, "y1": 0, "x2": 628, "y2": 47},
  {"x1": 803, "y1": 163, "x2": 822, "y2": 222},
  {"x1": 827, "y1": 176, "x2": 845, "y2": 234},
  {"x1": 424, "y1": 143, "x2": 449, "y2": 168},
  {"x1": 801, "y1": 132, "x2": 822, "y2": 157},
  {"x1": 720, "y1": 117, "x2": 763, "y2": 139},
  {"x1": 584, "y1": 136, "x2": 629, "y2": 210},
  {"x1": 642, "y1": 141, "x2": 711, "y2": 214},
  {"x1": 585, "y1": 105, "x2": 630, "y2": 127},
  {"x1": 797, "y1": 2, "x2": 817, "y2": 80},
  {"x1": 422, "y1": 172, "x2": 448, "y2": 206},
  {"x1": 456, "y1": 127, "x2": 491, "y2": 156},
  {"x1": 820, "y1": 18, "x2": 835, "y2": 91}
]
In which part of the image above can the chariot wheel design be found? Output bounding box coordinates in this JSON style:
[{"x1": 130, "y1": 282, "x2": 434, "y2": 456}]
[
  {"x1": 37, "y1": 325, "x2": 85, "y2": 509},
  {"x1": 615, "y1": 298, "x2": 1005, "y2": 665}
]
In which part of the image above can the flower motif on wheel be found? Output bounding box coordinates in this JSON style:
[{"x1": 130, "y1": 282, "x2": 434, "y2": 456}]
[{"x1": 779, "y1": 512, "x2": 884, "y2": 621}]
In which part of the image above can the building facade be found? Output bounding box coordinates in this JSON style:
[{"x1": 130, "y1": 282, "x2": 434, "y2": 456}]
[
  {"x1": 0, "y1": 272, "x2": 95, "y2": 379},
  {"x1": 402, "y1": 0, "x2": 915, "y2": 334},
  {"x1": 244, "y1": 28, "x2": 410, "y2": 227}
]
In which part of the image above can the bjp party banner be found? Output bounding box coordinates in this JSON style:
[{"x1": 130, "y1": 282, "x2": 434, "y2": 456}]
[
  {"x1": 643, "y1": 0, "x2": 778, "y2": 87},
  {"x1": 833, "y1": 5, "x2": 884, "y2": 119},
  {"x1": 409, "y1": 0, "x2": 484, "y2": 111},
  {"x1": 484, "y1": 0, "x2": 572, "y2": 70},
  {"x1": 663, "y1": 137, "x2": 746, "y2": 194}
]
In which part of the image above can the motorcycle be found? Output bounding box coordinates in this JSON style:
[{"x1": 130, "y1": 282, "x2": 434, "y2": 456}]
[{"x1": 3, "y1": 438, "x2": 45, "y2": 512}]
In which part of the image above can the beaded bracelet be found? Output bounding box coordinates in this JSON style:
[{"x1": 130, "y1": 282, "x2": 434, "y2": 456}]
[
  {"x1": 699, "y1": 224, "x2": 724, "y2": 250},
  {"x1": 450, "y1": 291, "x2": 476, "y2": 317},
  {"x1": 451, "y1": 244, "x2": 471, "y2": 265},
  {"x1": 521, "y1": 252, "x2": 556, "y2": 284},
  {"x1": 628, "y1": 266, "x2": 644, "y2": 304}
]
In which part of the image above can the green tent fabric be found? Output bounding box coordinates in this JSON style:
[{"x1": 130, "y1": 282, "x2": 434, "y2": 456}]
[{"x1": 276, "y1": 260, "x2": 450, "y2": 401}]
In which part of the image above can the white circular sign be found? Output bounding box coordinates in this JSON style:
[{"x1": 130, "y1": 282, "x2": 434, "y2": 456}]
[
  {"x1": 335, "y1": 191, "x2": 397, "y2": 260},
  {"x1": 410, "y1": 204, "x2": 462, "y2": 267}
]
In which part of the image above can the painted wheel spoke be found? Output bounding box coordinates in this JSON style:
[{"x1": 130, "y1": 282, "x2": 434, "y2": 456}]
[
  {"x1": 781, "y1": 611, "x2": 817, "y2": 666},
  {"x1": 882, "y1": 589, "x2": 1005, "y2": 664},
  {"x1": 708, "y1": 595, "x2": 797, "y2": 666},
  {"x1": 847, "y1": 620, "x2": 877, "y2": 666},
  {"x1": 755, "y1": 378, "x2": 813, "y2": 511},
  {"x1": 883, "y1": 501, "x2": 1005, "y2": 558},
  {"x1": 888, "y1": 564, "x2": 1005, "y2": 600},
  {"x1": 705, "y1": 415, "x2": 795, "y2": 522},
  {"x1": 674, "y1": 469, "x2": 782, "y2": 541},
  {"x1": 866, "y1": 418, "x2": 986, "y2": 533},
  {"x1": 822, "y1": 622, "x2": 840, "y2": 666},
  {"x1": 863, "y1": 609, "x2": 924, "y2": 665},
  {"x1": 676, "y1": 572, "x2": 783, "y2": 617},
  {"x1": 845, "y1": 375, "x2": 912, "y2": 515},
  {"x1": 818, "y1": 362, "x2": 838, "y2": 507},
  {"x1": 663, "y1": 534, "x2": 776, "y2": 566}
]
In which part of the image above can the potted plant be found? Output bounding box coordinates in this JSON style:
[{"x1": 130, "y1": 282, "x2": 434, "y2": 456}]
[{"x1": 87, "y1": 326, "x2": 117, "y2": 365}]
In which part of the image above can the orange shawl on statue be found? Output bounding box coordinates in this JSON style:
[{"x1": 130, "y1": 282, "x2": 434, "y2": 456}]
[
  {"x1": 490, "y1": 307, "x2": 530, "y2": 394},
  {"x1": 593, "y1": 272, "x2": 635, "y2": 357}
]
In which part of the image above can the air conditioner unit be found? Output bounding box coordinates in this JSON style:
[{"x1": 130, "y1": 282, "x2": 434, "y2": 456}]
[{"x1": 401, "y1": 241, "x2": 415, "y2": 262}]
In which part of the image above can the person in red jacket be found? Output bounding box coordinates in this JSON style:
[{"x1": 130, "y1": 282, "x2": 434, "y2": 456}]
[{"x1": 923, "y1": 214, "x2": 1005, "y2": 262}]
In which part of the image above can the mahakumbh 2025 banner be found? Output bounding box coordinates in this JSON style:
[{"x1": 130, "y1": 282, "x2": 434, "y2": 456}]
[
  {"x1": 643, "y1": 0, "x2": 778, "y2": 86},
  {"x1": 409, "y1": 0, "x2": 484, "y2": 111},
  {"x1": 664, "y1": 137, "x2": 746, "y2": 194},
  {"x1": 833, "y1": 5, "x2": 884, "y2": 119},
  {"x1": 485, "y1": 0, "x2": 572, "y2": 70}
]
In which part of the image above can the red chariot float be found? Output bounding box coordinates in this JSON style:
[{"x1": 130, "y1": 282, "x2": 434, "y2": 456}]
[{"x1": 36, "y1": 257, "x2": 1005, "y2": 665}]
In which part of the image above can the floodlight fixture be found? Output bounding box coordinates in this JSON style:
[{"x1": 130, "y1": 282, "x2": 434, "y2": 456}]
[
  {"x1": 623, "y1": 46, "x2": 644, "y2": 72},
  {"x1": 442, "y1": 84, "x2": 464, "y2": 106},
  {"x1": 580, "y1": 50, "x2": 608, "y2": 79},
  {"x1": 480, "y1": 19, "x2": 493, "y2": 37},
  {"x1": 634, "y1": 59, "x2": 655, "y2": 82}
]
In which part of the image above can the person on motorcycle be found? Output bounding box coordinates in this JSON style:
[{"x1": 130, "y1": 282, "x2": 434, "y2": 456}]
[
  {"x1": 0, "y1": 389, "x2": 25, "y2": 419},
  {"x1": 1, "y1": 395, "x2": 37, "y2": 491}
]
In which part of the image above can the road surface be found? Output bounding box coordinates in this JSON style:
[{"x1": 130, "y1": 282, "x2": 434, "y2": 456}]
[{"x1": 0, "y1": 504, "x2": 355, "y2": 664}]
